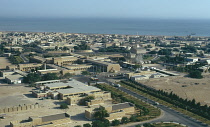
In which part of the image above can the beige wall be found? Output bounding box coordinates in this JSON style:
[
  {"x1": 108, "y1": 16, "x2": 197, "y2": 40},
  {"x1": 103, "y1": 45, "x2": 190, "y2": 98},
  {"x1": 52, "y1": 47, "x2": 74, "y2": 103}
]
[
  {"x1": 18, "y1": 63, "x2": 43, "y2": 71},
  {"x1": 10, "y1": 114, "x2": 70, "y2": 127},
  {"x1": 106, "y1": 111, "x2": 125, "y2": 121},
  {"x1": 0, "y1": 103, "x2": 41, "y2": 114},
  {"x1": 53, "y1": 57, "x2": 78, "y2": 66}
]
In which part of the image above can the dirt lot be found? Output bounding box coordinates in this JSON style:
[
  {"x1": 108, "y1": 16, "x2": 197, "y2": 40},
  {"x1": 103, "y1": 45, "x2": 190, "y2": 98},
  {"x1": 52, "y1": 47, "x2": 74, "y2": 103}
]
[
  {"x1": 0, "y1": 57, "x2": 12, "y2": 69},
  {"x1": 0, "y1": 83, "x2": 92, "y2": 127},
  {"x1": 139, "y1": 74, "x2": 210, "y2": 106}
]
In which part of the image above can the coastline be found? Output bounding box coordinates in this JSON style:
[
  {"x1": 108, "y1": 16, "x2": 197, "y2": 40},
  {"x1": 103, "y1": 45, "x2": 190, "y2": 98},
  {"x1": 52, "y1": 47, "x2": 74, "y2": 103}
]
[{"x1": 0, "y1": 18, "x2": 210, "y2": 37}]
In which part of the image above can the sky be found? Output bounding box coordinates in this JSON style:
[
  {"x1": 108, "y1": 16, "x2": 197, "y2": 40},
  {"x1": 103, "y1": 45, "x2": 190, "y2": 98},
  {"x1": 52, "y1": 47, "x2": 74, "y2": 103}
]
[{"x1": 1, "y1": 0, "x2": 210, "y2": 19}]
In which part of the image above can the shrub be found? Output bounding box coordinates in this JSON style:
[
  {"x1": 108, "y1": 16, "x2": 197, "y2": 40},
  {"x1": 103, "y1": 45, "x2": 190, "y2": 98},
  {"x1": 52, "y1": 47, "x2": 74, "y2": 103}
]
[
  {"x1": 121, "y1": 117, "x2": 129, "y2": 124},
  {"x1": 83, "y1": 123, "x2": 91, "y2": 127},
  {"x1": 60, "y1": 103, "x2": 68, "y2": 109},
  {"x1": 112, "y1": 119, "x2": 120, "y2": 126}
]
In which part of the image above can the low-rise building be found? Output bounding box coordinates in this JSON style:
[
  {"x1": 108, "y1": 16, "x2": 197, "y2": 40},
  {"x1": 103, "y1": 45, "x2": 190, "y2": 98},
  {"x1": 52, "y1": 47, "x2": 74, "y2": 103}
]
[
  {"x1": 85, "y1": 102, "x2": 135, "y2": 121},
  {"x1": 7, "y1": 63, "x2": 43, "y2": 72},
  {"x1": 32, "y1": 79, "x2": 101, "y2": 100},
  {"x1": 53, "y1": 56, "x2": 78, "y2": 66},
  {"x1": 5, "y1": 74, "x2": 24, "y2": 84},
  {"x1": 0, "y1": 70, "x2": 14, "y2": 78},
  {"x1": 86, "y1": 59, "x2": 121, "y2": 72},
  {"x1": 10, "y1": 113, "x2": 71, "y2": 127},
  {"x1": 130, "y1": 75, "x2": 149, "y2": 81},
  {"x1": 66, "y1": 91, "x2": 112, "y2": 106}
]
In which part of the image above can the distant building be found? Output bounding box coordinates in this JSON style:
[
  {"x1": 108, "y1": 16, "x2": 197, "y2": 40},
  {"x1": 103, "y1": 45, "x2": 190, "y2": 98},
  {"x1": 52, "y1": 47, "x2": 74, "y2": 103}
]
[
  {"x1": 130, "y1": 46, "x2": 147, "y2": 54},
  {"x1": 7, "y1": 63, "x2": 43, "y2": 72},
  {"x1": 53, "y1": 56, "x2": 78, "y2": 66},
  {"x1": 86, "y1": 59, "x2": 121, "y2": 72},
  {"x1": 186, "y1": 57, "x2": 199, "y2": 63},
  {"x1": 0, "y1": 70, "x2": 14, "y2": 78},
  {"x1": 130, "y1": 75, "x2": 149, "y2": 81}
]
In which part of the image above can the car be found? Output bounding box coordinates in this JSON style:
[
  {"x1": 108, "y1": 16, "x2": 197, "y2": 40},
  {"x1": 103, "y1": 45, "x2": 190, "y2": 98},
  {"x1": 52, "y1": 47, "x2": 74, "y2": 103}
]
[
  {"x1": 154, "y1": 102, "x2": 159, "y2": 105},
  {"x1": 114, "y1": 84, "x2": 121, "y2": 87}
]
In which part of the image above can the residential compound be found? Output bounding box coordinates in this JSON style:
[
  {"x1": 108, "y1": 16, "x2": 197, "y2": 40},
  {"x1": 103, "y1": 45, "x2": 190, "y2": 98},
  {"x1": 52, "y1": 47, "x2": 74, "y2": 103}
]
[
  {"x1": 1, "y1": 31, "x2": 210, "y2": 81},
  {"x1": 32, "y1": 79, "x2": 135, "y2": 122}
]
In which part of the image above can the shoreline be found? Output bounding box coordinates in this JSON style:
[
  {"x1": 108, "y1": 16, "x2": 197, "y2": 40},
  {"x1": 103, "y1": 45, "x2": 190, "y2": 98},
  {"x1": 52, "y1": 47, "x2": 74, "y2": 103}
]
[{"x1": 1, "y1": 31, "x2": 209, "y2": 38}]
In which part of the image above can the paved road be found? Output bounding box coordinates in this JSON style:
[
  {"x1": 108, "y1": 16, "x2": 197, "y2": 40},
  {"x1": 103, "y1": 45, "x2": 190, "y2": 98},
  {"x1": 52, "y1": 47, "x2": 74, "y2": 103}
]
[
  {"x1": 118, "y1": 87, "x2": 209, "y2": 127},
  {"x1": 74, "y1": 74, "x2": 209, "y2": 127}
]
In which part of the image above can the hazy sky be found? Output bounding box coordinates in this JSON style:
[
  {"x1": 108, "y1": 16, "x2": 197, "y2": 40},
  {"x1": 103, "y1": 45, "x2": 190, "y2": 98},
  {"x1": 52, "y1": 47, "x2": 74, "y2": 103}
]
[{"x1": 1, "y1": 0, "x2": 210, "y2": 19}]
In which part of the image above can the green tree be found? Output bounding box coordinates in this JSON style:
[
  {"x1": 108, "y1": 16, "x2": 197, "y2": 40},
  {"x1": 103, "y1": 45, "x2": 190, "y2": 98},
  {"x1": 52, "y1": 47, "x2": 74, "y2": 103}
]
[
  {"x1": 148, "y1": 50, "x2": 157, "y2": 54},
  {"x1": 74, "y1": 125, "x2": 81, "y2": 127},
  {"x1": 189, "y1": 70, "x2": 203, "y2": 79},
  {"x1": 63, "y1": 47, "x2": 69, "y2": 51},
  {"x1": 74, "y1": 42, "x2": 90, "y2": 50},
  {"x1": 158, "y1": 49, "x2": 172, "y2": 55},
  {"x1": 83, "y1": 123, "x2": 91, "y2": 127},
  {"x1": 60, "y1": 103, "x2": 68, "y2": 109},
  {"x1": 42, "y1": 73, "x2": 59, "y2": 81},
  {"x1": 92, "y1": 120, "x2": 104, "y2": 127},
  {"x1": 129, "y1": 115, "x2": 137, "y2": 122},
  {"x1": 143, "y1": 123, "x2": 155, "y2": 127},
  {"x1": 81, "y1": 71, "x2": 90, "y2": 75},
  {"x1": 102, "y1": 119, "x2": 110, "y2": 127},
  {"x1": 94, "y1": 106, "x2": 109, "y2": 120},
  {"x1": 55, "y1": 46, "x2": 59, "y2": 50},
  {"x1": 23, "y1": 73, "x2": 41, "y2": 84},
  {"x1": 133, "y1": 64, "x2": 142, "y2": 70},
  {"x1": 112, "y1": 119, "x2": 120, "y2": 126},
  {"x1": 121, "y1": 117, "x2": 129, "y2": 124},
  {"x1": 79, "y1": 96, "x2": 95, "y2": 105},
  {"x1": 62, "y1": 73, "x2": 73, "y2": 79}
]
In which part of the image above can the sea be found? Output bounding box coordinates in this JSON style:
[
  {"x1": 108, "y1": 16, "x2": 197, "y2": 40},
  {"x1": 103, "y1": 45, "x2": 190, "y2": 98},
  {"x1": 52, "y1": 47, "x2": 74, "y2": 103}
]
[{"x1": 0, "y1": 18, "x2": 210, "y2": 37}]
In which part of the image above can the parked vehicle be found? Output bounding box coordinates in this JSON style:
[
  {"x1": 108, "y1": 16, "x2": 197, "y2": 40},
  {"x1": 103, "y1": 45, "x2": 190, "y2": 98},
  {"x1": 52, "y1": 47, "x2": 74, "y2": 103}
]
[
  {"x1": 114, "y1": 84, "x2": 121, "y2": 87},
  {"x1": 90, "y1": 77, "x2": 99, "y2": 81}
]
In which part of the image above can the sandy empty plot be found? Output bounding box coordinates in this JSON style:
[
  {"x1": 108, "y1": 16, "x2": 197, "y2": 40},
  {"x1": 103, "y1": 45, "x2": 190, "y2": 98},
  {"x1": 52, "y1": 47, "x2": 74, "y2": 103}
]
[
  {"x1": 0, "y1": 57, "x2": 12, "y2": 69},
  {"x1": 0, "y1": 83, "x2": 92, "y2": 127},
  {"x1": 0, "y1": 83, "x2": 34, "y2": 108},
  {"x1": 0, "y1": 99, "x2": 92, "y2": 127},
  {"x1": 139, "y1": 75, "x2": 210, "y2": 106}
]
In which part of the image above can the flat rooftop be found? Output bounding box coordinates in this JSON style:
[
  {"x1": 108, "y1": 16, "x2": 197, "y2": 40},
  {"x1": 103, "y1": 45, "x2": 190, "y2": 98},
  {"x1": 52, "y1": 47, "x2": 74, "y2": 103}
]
[
  {"x1": 44, "y1": 80, "x2": 86, "y2": 89},
  {"x1": 57, "y1": 85, "x2": 100, "y2": 95},
  {"x1": 35, "y1": 80, "x2": 60, "y2": 84},
  {"x1": 41, "y1": 113, "x2": 69, "y2": 122},
  {"x1": 112, "y1": 102, "x2": 134, "y2": 111}
]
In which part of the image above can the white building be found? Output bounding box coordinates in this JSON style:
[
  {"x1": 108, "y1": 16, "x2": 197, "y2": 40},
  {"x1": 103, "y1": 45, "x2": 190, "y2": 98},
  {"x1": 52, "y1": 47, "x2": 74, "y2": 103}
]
[{"x1": 5, "y1": 74, "x2": 24, "y2": 84}]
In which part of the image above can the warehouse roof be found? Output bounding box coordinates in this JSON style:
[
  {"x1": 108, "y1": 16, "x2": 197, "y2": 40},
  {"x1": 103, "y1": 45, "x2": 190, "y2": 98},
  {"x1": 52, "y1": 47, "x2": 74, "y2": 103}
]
[
  {"x1": 57, "y1": 85, "x2": 100, "y2": 95},
  {"x1": 43, "y1": 79, "x2": 86, "y2": 89}
]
